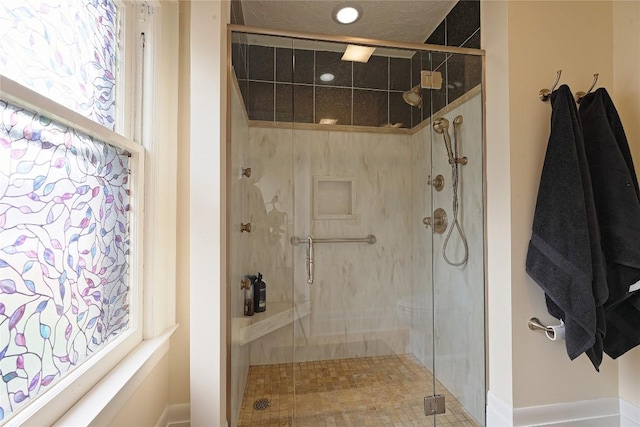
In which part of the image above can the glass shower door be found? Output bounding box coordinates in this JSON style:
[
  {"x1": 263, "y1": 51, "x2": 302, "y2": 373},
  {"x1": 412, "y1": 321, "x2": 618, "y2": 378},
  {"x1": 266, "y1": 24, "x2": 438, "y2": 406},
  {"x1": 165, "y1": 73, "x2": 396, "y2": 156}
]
[
  {"x1": 429, "y1": 51, "x2": 486, "y2": 426},
  {"x1": 229, "y1": 27, "x2": 486, "y2": 427},
  {"x1": 229, "y1": 32, "x2": 297, "y2": 427},
  {"x1": 289, "y1": 38, "x2": 438, "y2": 426}
]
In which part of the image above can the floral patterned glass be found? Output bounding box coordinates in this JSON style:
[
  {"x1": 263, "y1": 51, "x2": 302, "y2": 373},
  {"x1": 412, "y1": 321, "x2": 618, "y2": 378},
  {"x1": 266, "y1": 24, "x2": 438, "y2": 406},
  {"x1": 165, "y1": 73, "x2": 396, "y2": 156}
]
[
  {"x1": 0, "y1": 100, "x2": 131, "y2": 422},
  {"x1": 0, "y1": 0, "x2": 119, "y2": 130}
]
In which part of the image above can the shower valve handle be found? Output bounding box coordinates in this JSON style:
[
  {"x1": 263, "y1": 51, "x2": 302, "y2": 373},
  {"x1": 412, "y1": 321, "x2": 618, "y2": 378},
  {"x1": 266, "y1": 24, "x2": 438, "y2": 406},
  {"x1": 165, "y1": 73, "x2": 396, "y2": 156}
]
[{"x1": 423, "y1": 208, "x2": 448, "y2": 234}]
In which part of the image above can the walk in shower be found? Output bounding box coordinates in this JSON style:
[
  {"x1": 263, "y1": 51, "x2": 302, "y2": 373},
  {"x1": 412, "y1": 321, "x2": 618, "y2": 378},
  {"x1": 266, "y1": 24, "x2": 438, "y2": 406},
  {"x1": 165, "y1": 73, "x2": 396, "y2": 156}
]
[{"x1": 228, "y1": 26, "x2": 485, "y2": 426}]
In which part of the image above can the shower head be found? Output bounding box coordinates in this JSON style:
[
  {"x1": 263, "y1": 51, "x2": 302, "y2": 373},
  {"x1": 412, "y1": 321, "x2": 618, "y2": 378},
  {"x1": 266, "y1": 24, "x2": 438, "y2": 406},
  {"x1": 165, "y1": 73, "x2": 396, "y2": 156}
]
[{"x1": 402, "y1": 85, "x2": 422, "y2": 108}]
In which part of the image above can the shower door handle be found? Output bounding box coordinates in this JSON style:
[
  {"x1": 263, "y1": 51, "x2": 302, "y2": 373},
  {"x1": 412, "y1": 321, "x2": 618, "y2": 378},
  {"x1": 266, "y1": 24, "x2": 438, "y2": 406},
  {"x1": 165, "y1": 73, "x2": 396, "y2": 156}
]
[{"x1": 306, "y1": 236, "x2": 314, "y2": 284}]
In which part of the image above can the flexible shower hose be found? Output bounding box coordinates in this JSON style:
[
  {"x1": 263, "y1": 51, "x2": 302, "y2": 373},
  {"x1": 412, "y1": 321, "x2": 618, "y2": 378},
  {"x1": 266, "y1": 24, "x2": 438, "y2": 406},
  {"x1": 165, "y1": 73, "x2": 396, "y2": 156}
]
[{"x1": 442, "y1": 118, "x2": 469, "y2": 267}]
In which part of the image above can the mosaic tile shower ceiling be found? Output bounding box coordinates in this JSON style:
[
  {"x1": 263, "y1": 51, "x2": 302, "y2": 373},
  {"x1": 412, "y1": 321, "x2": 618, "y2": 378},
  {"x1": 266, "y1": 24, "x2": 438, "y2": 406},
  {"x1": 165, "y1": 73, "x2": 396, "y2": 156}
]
[
  {"x1": 0, "y1": 0, "x2": 119, "y2": 130},
  {"x1": 0, "y1": 100, "x2": 131, "y2": 422},
  {"x1": 238, "y1": 354, "x2": 479, "y2": 427}
]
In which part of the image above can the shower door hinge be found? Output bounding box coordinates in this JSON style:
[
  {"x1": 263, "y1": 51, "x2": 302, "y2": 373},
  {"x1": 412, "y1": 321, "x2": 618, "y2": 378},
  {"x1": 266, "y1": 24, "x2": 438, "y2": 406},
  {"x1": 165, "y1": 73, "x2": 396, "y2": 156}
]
[{"x1": 424, "y1": 394, "x2": 446, "y2": 416}]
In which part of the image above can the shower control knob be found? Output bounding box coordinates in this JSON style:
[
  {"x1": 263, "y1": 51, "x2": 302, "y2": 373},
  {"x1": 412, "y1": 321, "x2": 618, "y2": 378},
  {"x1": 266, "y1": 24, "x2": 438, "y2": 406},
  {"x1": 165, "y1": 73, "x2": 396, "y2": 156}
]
[
  {"x1": 433, "y1": 208, "x2": 448, "y2": 234},
  {"x1": 428, "y1": 174, "x2": 445, "y2": 191},
  {"x1": 425, "y1": 208, "x2": 449, "y2": 234}
]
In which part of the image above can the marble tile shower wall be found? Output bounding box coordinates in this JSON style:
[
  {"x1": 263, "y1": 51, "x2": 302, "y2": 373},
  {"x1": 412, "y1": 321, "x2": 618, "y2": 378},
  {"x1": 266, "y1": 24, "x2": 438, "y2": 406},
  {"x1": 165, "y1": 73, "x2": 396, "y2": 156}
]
[
  {"x1": 409, "y1": 109, "x2": 434, "y2": 371},
  {"x1": 247, "y1": 126, "x2": 414, "y2": 365}
]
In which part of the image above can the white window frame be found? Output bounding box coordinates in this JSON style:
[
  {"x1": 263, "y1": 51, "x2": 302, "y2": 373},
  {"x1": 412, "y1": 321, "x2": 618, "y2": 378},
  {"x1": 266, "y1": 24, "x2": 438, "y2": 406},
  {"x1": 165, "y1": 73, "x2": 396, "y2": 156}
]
[{"x1": 0, "y1": 1, "x2": 178, "y2": 425}]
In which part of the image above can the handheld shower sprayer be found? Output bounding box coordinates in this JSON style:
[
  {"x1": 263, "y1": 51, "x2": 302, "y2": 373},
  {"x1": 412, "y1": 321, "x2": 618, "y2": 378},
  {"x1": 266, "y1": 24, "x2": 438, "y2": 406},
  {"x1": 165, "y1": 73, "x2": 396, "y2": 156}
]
[
  {"x1": 433, "y1": 117, "x2": 468, "y2": 166},
  {"x1": 433, "y1": 118, "x2": 455, "y2": 165},
  {"x1": 433, "y1": 115, "x2": 469, "y2": 267},
  {"x1": 452, "y1": 116, "x2": 466, "y2": 164}
]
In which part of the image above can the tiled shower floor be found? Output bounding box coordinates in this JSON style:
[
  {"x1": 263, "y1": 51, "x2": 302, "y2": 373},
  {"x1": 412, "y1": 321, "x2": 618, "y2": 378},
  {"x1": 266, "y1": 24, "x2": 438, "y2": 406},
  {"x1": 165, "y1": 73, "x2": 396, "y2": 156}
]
[{"x1": 238, "y1": 354, "x2": 480, "y2": 427}]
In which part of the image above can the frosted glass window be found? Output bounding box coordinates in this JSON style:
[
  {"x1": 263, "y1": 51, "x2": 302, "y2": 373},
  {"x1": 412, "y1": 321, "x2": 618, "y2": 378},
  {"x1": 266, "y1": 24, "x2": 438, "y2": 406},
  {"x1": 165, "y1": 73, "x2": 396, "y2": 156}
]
[
  {"x1": 0, "y1": 0, "x2": 119, "y2": 130},
  {"x1": 0, "y1": 100, "x2": 131, "y2": 421}
]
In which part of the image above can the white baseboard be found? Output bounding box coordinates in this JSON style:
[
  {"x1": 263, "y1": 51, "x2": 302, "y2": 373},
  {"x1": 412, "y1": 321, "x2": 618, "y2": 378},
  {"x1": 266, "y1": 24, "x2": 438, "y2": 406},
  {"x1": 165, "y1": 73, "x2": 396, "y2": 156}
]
[
  {"x1": 156, "y1": 403, "x2": 190, "y2": 427},
  {"x1": 487, "y1": 393, "x2": 640, "y2": 427},
  {"x1": 162, "y1": 396, "x2": 635, "y2": 427},
  {"x1": 487, "y1": 391, "x2": 513, "y2": 426},
  {"x1": 514, "y1": 397, "x2": 619, "y2": 426},
  {"x1": 621, "y1": 399, "x2": 640, "y2": 427}
]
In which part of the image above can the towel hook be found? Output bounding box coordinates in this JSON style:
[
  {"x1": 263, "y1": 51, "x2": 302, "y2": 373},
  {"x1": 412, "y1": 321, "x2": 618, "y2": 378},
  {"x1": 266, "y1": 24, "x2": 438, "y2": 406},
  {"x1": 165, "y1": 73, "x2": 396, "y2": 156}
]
[
  {"x1": 575, "y1": 73, "x2": 599, "y2": 104},
  {"x1": 528, "y1": 317, "x2": 553, "y2": 333},
  {"x1": 539, "y1": 70, "x2": 562, "y2": 102}
]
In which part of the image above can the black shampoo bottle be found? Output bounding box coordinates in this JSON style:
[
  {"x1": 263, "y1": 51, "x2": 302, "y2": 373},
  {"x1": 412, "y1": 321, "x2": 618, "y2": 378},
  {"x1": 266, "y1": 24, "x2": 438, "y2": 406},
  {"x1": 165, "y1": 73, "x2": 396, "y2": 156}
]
[{"x1": 253, "y1": 273, "x2": 266, "y2": 313}]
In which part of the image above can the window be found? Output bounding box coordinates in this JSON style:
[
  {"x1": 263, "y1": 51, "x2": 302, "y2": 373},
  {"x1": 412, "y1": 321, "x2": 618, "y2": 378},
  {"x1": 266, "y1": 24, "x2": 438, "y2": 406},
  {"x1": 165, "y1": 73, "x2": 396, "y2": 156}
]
[
  {"x1": 0, "y1": 0, "x2": 120, "y2": 131},
  {"x1": 0, "y1": 1, "x2": 148, "y2": 424}
]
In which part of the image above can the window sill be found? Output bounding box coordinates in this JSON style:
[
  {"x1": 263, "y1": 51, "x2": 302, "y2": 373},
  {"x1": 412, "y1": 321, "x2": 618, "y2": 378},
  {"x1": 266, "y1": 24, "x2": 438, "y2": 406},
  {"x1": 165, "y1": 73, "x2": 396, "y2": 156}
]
[{"x1": 53, "y1": 324, "x2": 179, "y2": 427}]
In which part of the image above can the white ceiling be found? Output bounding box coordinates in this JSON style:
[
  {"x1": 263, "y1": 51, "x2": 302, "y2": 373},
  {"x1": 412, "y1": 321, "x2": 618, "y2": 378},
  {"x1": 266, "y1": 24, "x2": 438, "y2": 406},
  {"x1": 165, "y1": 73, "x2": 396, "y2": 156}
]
[{"x1": 239, "y1": 0, "x2": 456, "y2": 44}]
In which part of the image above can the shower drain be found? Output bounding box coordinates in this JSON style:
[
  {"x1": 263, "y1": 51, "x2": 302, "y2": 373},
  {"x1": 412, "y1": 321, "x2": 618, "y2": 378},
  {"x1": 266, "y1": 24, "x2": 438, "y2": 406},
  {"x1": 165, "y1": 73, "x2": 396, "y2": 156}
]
[{"x1": 253, "y1": 398, "x2": 270, "y2": 410}]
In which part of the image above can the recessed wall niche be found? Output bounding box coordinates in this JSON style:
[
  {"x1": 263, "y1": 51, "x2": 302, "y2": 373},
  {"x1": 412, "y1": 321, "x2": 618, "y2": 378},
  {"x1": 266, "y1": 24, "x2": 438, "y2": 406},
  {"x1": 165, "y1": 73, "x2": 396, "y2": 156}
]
[{"x1": 313, "y1": 176, "x2": 356, "y2": 220}]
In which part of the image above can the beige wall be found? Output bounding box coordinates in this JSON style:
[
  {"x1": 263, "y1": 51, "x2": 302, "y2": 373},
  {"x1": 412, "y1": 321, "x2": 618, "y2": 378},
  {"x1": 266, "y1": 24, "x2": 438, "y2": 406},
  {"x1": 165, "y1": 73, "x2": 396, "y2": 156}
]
[
  {"x1": 613, "y1": 1, "x2": 640, "y2": 408},
  {"x1": 485, "y1": 0, "x2": 640, "y2": 412},
  {"x1": 508, "y1": 1, "x2": 619, "y2": 408},
  {"x1": 108, "y1": 355, "x2": 171, "y2": 427},
  {"x1": 170, "y1": 0, "x2": 192, "y2": 406}
]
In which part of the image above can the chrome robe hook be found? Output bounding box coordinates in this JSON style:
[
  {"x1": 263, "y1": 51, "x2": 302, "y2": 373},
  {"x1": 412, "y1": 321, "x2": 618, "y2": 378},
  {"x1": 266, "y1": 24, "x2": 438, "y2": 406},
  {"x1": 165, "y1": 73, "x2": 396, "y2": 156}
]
[
  {"x1": 539, "y1": 70, "x2": 562, "y2": 102},
  {"x1": 575, "y1": 73, "x2": 599, "y2": 103}
]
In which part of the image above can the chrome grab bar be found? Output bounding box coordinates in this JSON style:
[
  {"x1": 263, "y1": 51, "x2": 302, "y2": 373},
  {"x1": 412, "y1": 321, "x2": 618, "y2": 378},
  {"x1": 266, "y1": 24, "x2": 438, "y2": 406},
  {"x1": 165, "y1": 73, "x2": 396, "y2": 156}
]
[
  {"x1": 307, "y1": 236, "x2": 314, "y2": 284},
  {"x1": 290, "y1": 235, "x2": 377, "y2": 284},
  {"x1": 290, "y1": 235, "x2": 377, "y2": 245}
]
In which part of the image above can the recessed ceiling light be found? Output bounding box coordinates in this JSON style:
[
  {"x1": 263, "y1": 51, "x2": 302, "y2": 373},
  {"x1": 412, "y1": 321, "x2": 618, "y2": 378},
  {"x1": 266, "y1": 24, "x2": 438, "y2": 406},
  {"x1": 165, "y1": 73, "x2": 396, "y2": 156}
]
[
  {"x1": 332, "y1": 3, "x2": 362, "y2": 25},
  {"x1": 320, "y1": 73, "x2": 335, "y2": 82}
]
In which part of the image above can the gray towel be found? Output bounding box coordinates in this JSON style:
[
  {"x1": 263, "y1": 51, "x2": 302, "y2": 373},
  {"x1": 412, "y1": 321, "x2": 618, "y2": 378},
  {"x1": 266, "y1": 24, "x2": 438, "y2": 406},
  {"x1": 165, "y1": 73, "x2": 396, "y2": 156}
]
[
  {"x1": 526, "y1": 85, "x2": 608, "y2": 370},
  {"x1": 579, "y1": 88, "x2": 640, "y2": 358}
]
